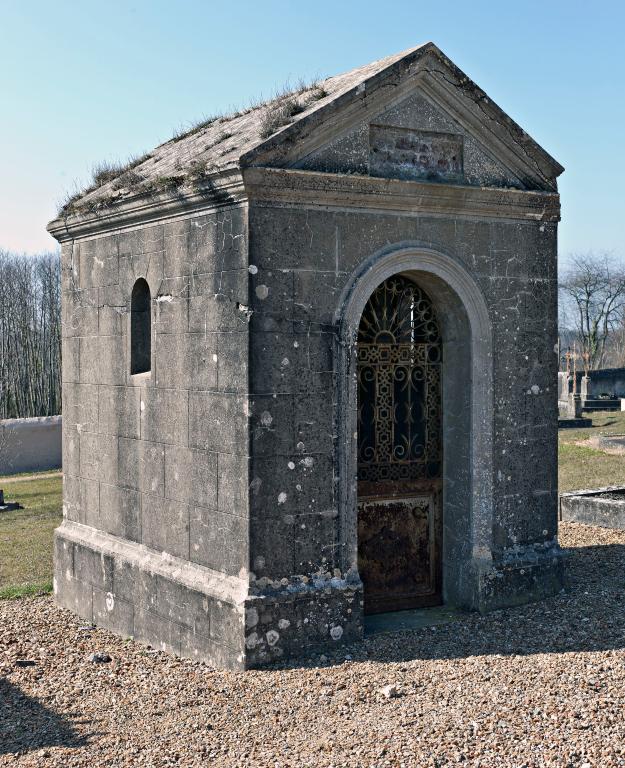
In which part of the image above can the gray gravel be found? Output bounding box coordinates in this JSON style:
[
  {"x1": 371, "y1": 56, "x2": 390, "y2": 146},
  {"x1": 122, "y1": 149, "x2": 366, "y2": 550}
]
[{"x1": 1, "y1": 522, "x2": 624, "y2": 767}]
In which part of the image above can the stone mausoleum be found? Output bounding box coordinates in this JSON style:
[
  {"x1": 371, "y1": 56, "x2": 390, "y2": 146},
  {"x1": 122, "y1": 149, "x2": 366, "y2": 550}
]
[{"x1": 49, "y1": 43, "x2": 564, "y2": 668}]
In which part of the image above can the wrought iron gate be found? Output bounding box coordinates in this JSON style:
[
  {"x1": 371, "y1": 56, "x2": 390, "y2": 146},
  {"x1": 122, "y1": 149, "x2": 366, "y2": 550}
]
[{"x1": 357, "y1": 275, "x2": 442, "y2": 613}]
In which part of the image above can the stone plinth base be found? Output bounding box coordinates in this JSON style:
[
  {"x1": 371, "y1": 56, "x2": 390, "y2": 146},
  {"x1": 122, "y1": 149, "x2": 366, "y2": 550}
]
[
  {"x1": 473, "y1": 544, "x2": 565, "y2": 613},
  {"x1": 244, "y1": 584, "x2": 363, "y2": 667},
  {"x1": 558, "y1": 417, "x2": 592, "y2": 429},
  {"x1": 582, "y1": 398, "x2": 620, "y2": 411},
  {"x1": 53, "y1": 521, "x2": 363, "y2": 669},
  {"x1": 55, "y1": 521, "x2": 564, "y2": 667},
  {"x1": 54, "y1": 521, "x2": 248, "y2": 668},
  {"x1": 560, "y1": 488, "x2": 625, "y2": 530}
]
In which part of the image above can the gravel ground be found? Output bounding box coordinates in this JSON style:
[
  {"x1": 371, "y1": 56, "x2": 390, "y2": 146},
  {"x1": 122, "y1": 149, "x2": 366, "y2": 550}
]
[{"x1": 1, "y1": 522, "x2": 624, "y2": 768}]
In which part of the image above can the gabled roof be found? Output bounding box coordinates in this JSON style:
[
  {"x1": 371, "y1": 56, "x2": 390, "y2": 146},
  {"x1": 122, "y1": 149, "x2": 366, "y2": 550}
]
[{"x1": 55, "y1": 42, "x2": 563, "y2": 219}]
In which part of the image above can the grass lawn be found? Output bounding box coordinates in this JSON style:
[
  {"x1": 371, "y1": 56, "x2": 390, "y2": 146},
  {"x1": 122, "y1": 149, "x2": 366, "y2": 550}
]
[
  {"x1": 558, "y1": 409, "x2": 625, "y2": 492},
  {"x1": 0, "y1": 471, "x2": 62, "y2": 597}
]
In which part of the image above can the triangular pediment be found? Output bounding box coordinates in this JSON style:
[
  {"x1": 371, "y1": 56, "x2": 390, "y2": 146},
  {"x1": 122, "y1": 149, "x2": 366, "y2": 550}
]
[
  {"x1": 240, "y1": 45, "x2": 562, "y2": 192},
  {"x1": 293, "y1": 88, "x2": 528, "y2": 190}
]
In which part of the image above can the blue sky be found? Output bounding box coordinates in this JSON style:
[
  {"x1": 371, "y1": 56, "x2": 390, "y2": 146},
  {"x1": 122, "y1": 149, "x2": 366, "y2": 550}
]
[{"x1": 1, "y1": 0, "x2": 623, "y2": 260}]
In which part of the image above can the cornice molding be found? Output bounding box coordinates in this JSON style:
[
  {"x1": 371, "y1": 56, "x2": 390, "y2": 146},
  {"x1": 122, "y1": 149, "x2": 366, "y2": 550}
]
[
  {"x1": 242, "y1": 167, "x2": 561, "y2": 222},
  {"x1": 47, "y1": 170, "x2": 246, "y2": 243},
  {"x1": 47, "y1": 159, "x2": 560, "y2": 245}
]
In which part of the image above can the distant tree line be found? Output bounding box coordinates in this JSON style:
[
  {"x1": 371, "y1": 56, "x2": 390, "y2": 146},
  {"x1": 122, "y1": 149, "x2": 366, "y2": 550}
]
[
  {"x1": 0, "y1": 250, "x2": 61, "y2": 419},
  {"x1": 559, "y1": 252, "x2": 625, "y2": 371}
]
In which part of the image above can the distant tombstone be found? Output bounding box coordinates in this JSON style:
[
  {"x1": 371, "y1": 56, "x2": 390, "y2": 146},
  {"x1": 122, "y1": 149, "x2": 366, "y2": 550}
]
[{"x1": 0, "y1": 489, "x2": 22, "y2": 512}]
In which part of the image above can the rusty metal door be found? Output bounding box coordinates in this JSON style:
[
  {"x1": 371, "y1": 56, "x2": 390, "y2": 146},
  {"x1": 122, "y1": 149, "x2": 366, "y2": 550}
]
[{"x1": 357, "y1": 275, "x2": 442, "y2": 614}]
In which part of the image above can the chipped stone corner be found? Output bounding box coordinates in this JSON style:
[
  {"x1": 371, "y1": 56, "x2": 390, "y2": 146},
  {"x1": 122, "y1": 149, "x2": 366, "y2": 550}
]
[{"x1": 242, "y1": 575, "x2": 364, "y2": 668}]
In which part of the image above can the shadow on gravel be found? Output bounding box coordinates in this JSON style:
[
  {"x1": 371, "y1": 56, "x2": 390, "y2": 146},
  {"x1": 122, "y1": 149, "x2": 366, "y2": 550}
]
[
  {"x1": 361, "y1": 542, "x2": 625, "y2": 662},
  {"x1": 0, "y1": 677, "x2": 86, "y2": 756},
  {"x1": 275, "y1": 542, "x2": 625, "y2": 670}
]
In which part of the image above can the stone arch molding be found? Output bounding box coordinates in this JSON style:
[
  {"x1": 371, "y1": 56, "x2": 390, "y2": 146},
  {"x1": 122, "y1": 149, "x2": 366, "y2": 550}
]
[{"x1": 336, "y1": 243, "x2": 494, "y2": 609}]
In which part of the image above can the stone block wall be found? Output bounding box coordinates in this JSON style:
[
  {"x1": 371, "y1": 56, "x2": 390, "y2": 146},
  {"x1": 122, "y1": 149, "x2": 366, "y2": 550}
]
[
  {"x1": 56, "y1": 205, "x2": 252, "y2": 667},
  {"x1": 247, "y1": 202, "x2": 560, "y2": 607}
]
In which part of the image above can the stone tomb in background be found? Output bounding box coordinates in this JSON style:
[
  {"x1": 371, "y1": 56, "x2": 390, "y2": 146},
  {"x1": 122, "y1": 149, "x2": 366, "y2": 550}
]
[{"x1": 48, "y1": 43, "x2": 564, "y2": 668}]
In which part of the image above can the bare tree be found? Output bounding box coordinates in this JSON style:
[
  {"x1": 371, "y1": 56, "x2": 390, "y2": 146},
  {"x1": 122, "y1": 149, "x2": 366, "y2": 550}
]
[
  {"x1": 603, "y1": 326, "x2": 625, "y2": 368},
  {"x1": 559, "y1": 253, "x2": 625, "y2": 369},
  {"x1": 0, "y1": 250, "x2": 62, "y2": 419}
]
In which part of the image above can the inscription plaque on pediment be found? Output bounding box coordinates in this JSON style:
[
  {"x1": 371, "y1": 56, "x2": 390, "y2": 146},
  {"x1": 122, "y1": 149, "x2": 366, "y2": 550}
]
[{"x1": 369, "y1": 125, "x2": 464, "y2": 183}]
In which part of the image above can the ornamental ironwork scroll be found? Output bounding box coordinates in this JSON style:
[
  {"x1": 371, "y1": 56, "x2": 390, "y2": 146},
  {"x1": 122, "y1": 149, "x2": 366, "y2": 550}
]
[{"x1": 357, "y1": 275, "x2": 442, "y2": 485}]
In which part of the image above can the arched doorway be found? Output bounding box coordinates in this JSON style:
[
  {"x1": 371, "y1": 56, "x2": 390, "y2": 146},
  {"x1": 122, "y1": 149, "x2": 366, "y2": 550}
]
[
  {"x1": 356, "y1": 274, "x2": 442, "y2": 614},
  {"x1": 337, "y1": 245, "x2": 494, "y2": 615}
]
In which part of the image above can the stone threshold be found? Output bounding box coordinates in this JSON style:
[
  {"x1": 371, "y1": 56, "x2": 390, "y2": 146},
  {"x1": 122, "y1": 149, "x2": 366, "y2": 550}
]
[{"x1": 364, "y1": 604, "x2": 468, "y2": 636}]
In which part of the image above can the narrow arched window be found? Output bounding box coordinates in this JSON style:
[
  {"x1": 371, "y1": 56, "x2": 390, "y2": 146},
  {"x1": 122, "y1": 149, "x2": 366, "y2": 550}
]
[{"x1": 130, "y1": 278, "x2": 151, "y2": 374}]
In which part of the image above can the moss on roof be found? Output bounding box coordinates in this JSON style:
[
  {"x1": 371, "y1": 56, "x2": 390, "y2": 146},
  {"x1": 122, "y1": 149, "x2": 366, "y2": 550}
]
[{"x1": 58, "y1": 46, "x2": 421, "y2": 216}]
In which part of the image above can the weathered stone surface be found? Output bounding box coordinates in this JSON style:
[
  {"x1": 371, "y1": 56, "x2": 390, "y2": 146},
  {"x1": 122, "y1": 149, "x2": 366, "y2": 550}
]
[
  {"x1": 140, "y1": 387, "x2": 188, "y2": 445},
  {"x1": 154, "y1": 332, "x2": 218, "y2": 391},
  {"x1": 79, "y1": 432, "x2": 118, "y2": 485},
  {"x1": 118, "y1": 438, "x2": 164, "y2": 496},
  {"x1": 62, "y1": 288, "x2": 98, "y2": 338},
  {"x1": 140, "y1": 495, "x2": 189, "y2": 559},
  {"x1": 80, "y1": 335, "x2": 126, "y2": 385},
  {"x1": 62, "y1": 476, "x2": 99, "y2": 528},
  {"x1": 560, "y1": 487, "x2": 625, "y2": 530},
  {"x1": 61, "y1": 337, "x2": 80, "y2": 383},
  {"x1": 216, "y1": 333, "x2": 248, "y2": 393},
  {"x1": 217, "y1": 452, "x2": 249, "y2": 516},
  {"x1": 73, "y1": 543, "x2": 114, "y2": 591},
  {"x1": 79, "y1": 236, "x2": 119, "y2": 288},
  {"x1": 98, "y1": 386, "x2": 140, "y2": 439},
  {"x1": 61, "y1": 427, "x2": 80, "y2": 479},
  {"x1": 93, "y1": 587, "x2": 134, "y2": 637},
  {"x1": 52, "y1": 43, "x2": 564, "y2": 668},
  {"x1": 98, "y1": 283, "x2": 126, "y2": 333},
  {"x1": 63, "y1": 383, "x2": 98, "y2": 432},
  {"x1": 53, "y1": 522, "x2": 248, "y2": 668},
  {"x1": 189, "y1": 392, "x2": 247, "y2": 453},
  {"x1": 189, "y1": 506, "x2": 247, "y2": 576},
  {"x1": 164, "y1": 444, "x2": 217, "y2": 508},
  {"x1": 99, "y1": 483, "x2": 141, "y2": 542},
  {"x1": 188, "y1": 273, "x2": 249, "y2": 334},
  {"x1": 152, "y1": 277, "x2": 190, "y2": 335}
]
